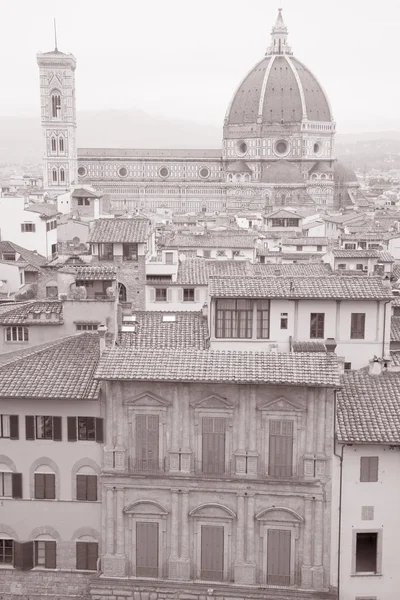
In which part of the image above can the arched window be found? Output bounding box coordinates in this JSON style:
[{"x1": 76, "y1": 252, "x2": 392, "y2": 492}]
[
  {"x1": 33, "y1": 464, "x2": 56, "y2": 500},
  {"x1": 33, "y1": 534, "x2": 57, "y2": 569},
  {"x1": 51, "y1": 93, "x2": 61, "y2": 119},
  {"x1": 52, "y1": 169, "x2": 58, "y2": 183},
  {"x1": 76, "y1": 466, "x2": 98, "y2": 501},
  {"x1": 59, "y1": 137, "x2": 64, "y2": 153},
  {"x1": 60, "y1": 168, "x2": 65, "y2": 183},
  {"x1": 51, "y1": 138, "x2": 56, "y2": 153}
]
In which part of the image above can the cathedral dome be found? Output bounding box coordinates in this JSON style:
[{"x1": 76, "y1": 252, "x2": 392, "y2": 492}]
[{"x1": 224, "y1": 10, "x2": 332, "y2": 129}]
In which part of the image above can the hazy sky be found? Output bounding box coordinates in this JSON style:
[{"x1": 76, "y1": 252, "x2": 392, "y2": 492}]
[{"x1": 1, "y1": 0, "x2": 399, "y2": 133}]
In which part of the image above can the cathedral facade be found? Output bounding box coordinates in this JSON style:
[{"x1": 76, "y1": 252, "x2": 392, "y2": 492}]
[{"x1": 37, "y1": 11, "x2": 356, "y2": 213}]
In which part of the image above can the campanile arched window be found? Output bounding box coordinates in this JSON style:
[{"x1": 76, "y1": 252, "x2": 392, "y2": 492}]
[
  {"x1": 59, "y1": 137, "x2": 64, "y2": 153},
  {"x1": 51, "y1": 93, "x2": 61, "y2": 119},
  {"x1": 60, "y1": 169, "x2": 65, "y2": 183},
  {"x1": 52, "y1": 168, "x2": 58, "y2": 183},
  {"x1": 51, "y1": 137, "x2": 56, "y2": 153}
]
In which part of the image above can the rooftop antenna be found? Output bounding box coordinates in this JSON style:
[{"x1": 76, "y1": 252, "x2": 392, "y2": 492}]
[{"x1": 54, "y1": 18, "x2": 58, "y2": 51}]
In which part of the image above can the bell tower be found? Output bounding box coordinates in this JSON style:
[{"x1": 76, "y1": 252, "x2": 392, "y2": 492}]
[{"x1": 37, "y1": 31, "x2": 77, "y2": 195}]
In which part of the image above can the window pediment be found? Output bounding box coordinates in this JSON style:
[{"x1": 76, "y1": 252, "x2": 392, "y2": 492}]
[
  {"x1": 191, "y1": 394, "x2": 234, "y2": 410},
  {"x1": 125, "y1": 391, "x2": 171, "y2": 407},
  {"x1": 124, "y1": 500, "x2": 168, "y2": 516},
  {"x1": 258, "y1": 397, "x2": 304, "y2": 412},
  {"x1": 189, "y1": 503, "x2": 236, "y2": 519},
  {"x1": 256, "y1": 507, "x2": 303, "y2": 523}
]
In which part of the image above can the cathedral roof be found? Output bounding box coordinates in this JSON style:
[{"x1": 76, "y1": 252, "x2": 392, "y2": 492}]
[
  {"x1": 262, "y1": 160, "x2": 304, "y2": 184},
  {"x1": 334, "y1": 161, "x2": 359, "y2": 183},
  {"x1": 226, "y1": 160, "x2": 252, "y2": 173},
  {"x1": 225, "y1": 11, "x2": 332, "y2": 127}
]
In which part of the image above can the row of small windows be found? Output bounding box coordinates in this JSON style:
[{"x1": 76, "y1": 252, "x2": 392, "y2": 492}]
[
  {"x1": 0, "y1": 469, "x2": 97, "y2": 502},
  {"x1": 0, "y1": 539, "x2": 98, "y2": 571},
  {"x1": 0, "y1": 414, "x2": 104, "y2": 442}
]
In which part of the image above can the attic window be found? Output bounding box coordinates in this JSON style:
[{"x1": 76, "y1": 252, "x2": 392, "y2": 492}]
[
  {"x1": 123, "y1": 315, "x2": 137, "y2": 323},
  {"x1": 162, "y1": 315, "x2": 176, "y2": 323}
]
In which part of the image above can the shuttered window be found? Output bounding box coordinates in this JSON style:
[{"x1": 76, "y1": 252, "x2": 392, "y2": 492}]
[
  {"x1": 267, "y1": 529, "x2": 291, "y2": 585},
  {"x1": 0, "y1": 415, "x2": 18, "y2": 439},
  {"x1": 135, "y1": 415, "x2": 160, "y2": 473},
  {"x1": 257, "y1": 300, "x2": 270, "y2": 339},
  {"x1": 76, "y1": 541, "x2": 98, "y2": 571},
  {"x1": 136, "y1": 522, "x2": 159, "y2": 577},
  {"x1": 0, "y1": 473, "x2": 22, "y2": 499},
  {"x1": 67, "y1": 417, "x2": 104, "y2": 443},
  {"x1": 215, "y1": 299, "x2": 253, "y2": 338},
  {"x1": 13, "y1": 541, "x2": 34, "y2": 570},
  {"x1": 200, "y1": 525, "x2": 224, "y2": 581},
  {"x1": 25, "y1": 416, "x2": 62, "y2": 441},
  {"x1": 310, "y1": 313, "x2": 325, "y2": 338},
  {"x1": 351, "y1": 313, "x2": 366, "y2": 339},
  {"x1": 76, "y1": 475, "x2": 97, "y2": 501},
  {"x1": 34, "y1": 541, "x2": 56, "y2": 568},
  {"x1": 0, "y1": 539, "x2": 13, "y2": 564},
  {"x1": 268, "y1": 420, "x2": 293, "y2": 478},
  {"x1": 360, "y1": 457, "x2": 379, "y2": 482},
  {"x1": 34, "y1": 473, "x2": 56, "y2": 499},
  {"x1": 202, "y1": 417, "x2": 226, "y2": 474}
]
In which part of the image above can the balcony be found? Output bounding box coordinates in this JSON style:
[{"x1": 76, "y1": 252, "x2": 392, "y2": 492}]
[
  {"x1": 128, "y1": 457, "x2": 166, "y2": 475},
  {"x1": 194, "y1": 460, "x2": 231, "y2": 477}
]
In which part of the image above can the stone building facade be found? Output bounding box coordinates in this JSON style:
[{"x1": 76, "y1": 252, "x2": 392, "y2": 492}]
[{"x1": 94, "y1": 348, "x2": 340, "y2": 600}]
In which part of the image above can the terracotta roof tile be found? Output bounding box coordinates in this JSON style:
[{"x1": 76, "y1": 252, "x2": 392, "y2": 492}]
[
  {"x1": 74, "y1": 265, "x2": 117, "y2": 281},
  {"x1": 96, "y1": 349, "x2": 340, "y2": 388},
  {"x1": 0, "y1": 241, "x2": 47, "y2": 270},
  {"x1": 256, "y1": 250, "x2": 323, "y2": 260},
  {"x1": 209, "y1": 276, "x2": 393, "y2": 300},
  {"x1": 252, "y1": 263, "x2": 333, "y2": 277},
  {"x1": 332, "y1": 249, "x2": 380, "y2": 258},
  {"x1": 165, "y1": 233, "x2": 257, "y2": 250},
  {"x1": 25, "y1": 204, "x2": 60, "y2": 218},
  {"x1": 283, "y1": 237, "x2": 331, "y2": 246},
  {"x1": 391, "y1": 316, "x2": 400, "y2": 342},
  {"x1": 292, "y1": 341, "x2": 326, "y2": 352},
  {"x1": 266, "y1": 209, "x2": 304, "y2": 219},
  {"x1": 0, "y1": 301, "x2": 63, "y2": 324},
  {"x1": 0, "y1": 333, "x2": 100, "y2": 400},
  {"x1": 88, "y1": 218, "x2": 150, "y2": 243},
  {"x1": 176, "y1": 259, "x2": 251, "y2": 286}
]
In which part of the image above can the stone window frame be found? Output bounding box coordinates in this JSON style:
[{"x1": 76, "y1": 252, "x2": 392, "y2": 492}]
[
  {"x1": 29, "y1": 457, "x2": 60, "y2": 500},
  {"x1": 71, "y1": 458, "x2": 101, "y2": 502},
  {"x1": 193, "y1": 405, "x2": 234, "y2": 475},
  {"x1": 351, "y1": 528, "x2": 383, "y2": 576}
]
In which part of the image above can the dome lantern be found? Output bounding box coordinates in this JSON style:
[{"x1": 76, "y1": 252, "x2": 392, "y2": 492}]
[{"x1": 266, "y1": 8, "x2": 292, "y2": 56}]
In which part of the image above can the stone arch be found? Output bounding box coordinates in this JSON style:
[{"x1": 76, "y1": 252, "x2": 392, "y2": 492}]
[
  {"x1": 71, "y1": 458, "x2": 101, "y2": 500},
  {"x1": 28, "y1": 526, "x2": 61, "y2": 541},
  {"x1": 0, "y1": 455, "x2": 17, "y2": 472},
  {"x1": 255, "y1": 507, "x2": 303, "y2": 523},
  {"x1": 71, "y1": 527, "x2": 101, "y2": 542},
  {"x1": 189, "y1": 503, "x2": 236, "y2": 519},
  {"x1": 0, "y1": 524, "x2": 19, "y2": 540},
  {"x1": 124, "y1": 500, "x2": 168, "y2": 515},
  {"x1": 118, "y1": 282, "x2": 127, "y2": 302},
  {"x1": 30, "y1": 456, "x2": 60, "y2": 500}
]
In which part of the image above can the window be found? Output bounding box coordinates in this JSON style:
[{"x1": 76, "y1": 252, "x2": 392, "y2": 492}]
[
  {"x1": 5, "y1": 326, "x2": 29, "y2": 342},
  {"x1": 360, "y1": 457, "x2": 379, "y2": 482},
  {"x1": 232, "y1": 250, "x2": 242, "y2": 257},
  {"x1": 359, "y1": 242, "x2": 367, "y2": 249},
  {"x1": 76, "y1": 542, "x2": 98, "y2": 571},
  {"x1": 296, "y1": 245, "x2": 302, "y2": 251},
  {"x1": 338, "y1": 263, "x2": 346, "y2": 270},
  {"x1": 67, "y1": 417, "x2": 104, "y2": 443},
  {"x1": 165, "y1": 252, "x2": 174, "y2": 265},
  {"x1": 280, "y1": 313, "x2": 288, "y2": 329},
  {"x1": 202, "y1": 417, "x2": 226, "y2": 474},
  {"x1": 200, "y1": 525, "x2": 224, "y2": 581},
  {"x1": 21, "y1": 223, "x2": 35, "y2": 233},
  {"x1": 216, "y1": 299, "x2": 253, "y2": 339},
  {"x1": 257, "y1": 300, "x2": 270, "y2": 339},
  {"x1": 76, "y1": 324, "x2": 98, "y2": 331},
  {"x1": 51, "y1": 243, "x2": 57, "y2": 258},
  {"x1": 52, "y1": 168, "x2": 58, "y2": 183},
  {"x1": 344, "y1": 243, "x2": 356, "y2": 250},
  {"x1": 51, "y1": 94, "x2": 61, "y2": 118},
  {"x1": 356, "y1": 263, "x2": 364, "y2": 270},
  {"x1": 46, "y1": 285, "x2": 58, "y2": 298},
  {"x1": 34, "y1": 473, "x2": 56, "y2": 499},
  {"x1": 2, "y1": 253, "x2": 16, "y2": 261},
  {"x1": 268, "y1": 420, "x2": 293, "y2": 477},
  {"x1": 99, "y1": 243, "x2": 113, "y2": 261},
  {"x1": 203, "y1": 250, "x2": 211, "y2": 258},
  {"x1": 59, "y1": 137, "x2": 64, "y2": 152},
  {"x1": 310, "y1": 313, "x2": 325, "y2": 339},
  {"x1": 344, "y1": 362, "x2": 352, "y2": 370},
  {"x1": 0, "y1": 473, "x2": 12, "y2": 497},
  {"x1": 355, "y1": 533, "x2": 378, "y2": 573},
  {"x1": 267, "y1": 529, "x2": 291, "y2": 585},
  {"x1": 134, "y1": 414, "x2": 160, "y2": 473},
  {"x1": 51, "y1": 138, "x2": 56, "y2": 152},
  {"x1": 34, "y1": 541, "x2": 56, "y2": 568},
  {"x1": 0, "y1": 539, "x2": 13, "y2": 564},
  {"x1": 217, "y1": 250, "x2": 227, "y2": 257},
  {"x1": 351, "y1": 313, "x2": 366, "y2": 339},
  {"x1": 155, "y1": 288, "x2": 167, "y2": 302},
  {"x1": 123, "y1": 243, "x2": 138, "y2": 261},
  {"x1": 394, "y1": 307, "x2": 400, "y2": 316},
  {"x1": 317, "y1": 245, "x2": 323, "y2": 252},
  {"x1": 0, "y1": 415, "x2": 19, "y2": 439},
  {"x1": 25, "y1": 416, "x2": 62, "y2": 441},
  {"x1": 60, "y1": 168, "x2": 65, "y2": 183},
  {"x1": 135, "y1": 522, "x2": 159, "y2": 577},
  {"x1": 183, "y1": 288, "x2": 195, "y2": 302},
  {"x1": 76, "y1": 474, "x2": 97, "y2": 501},
  {"x1": 78, "y1": 198, "x2": 83, "y2": 206}
]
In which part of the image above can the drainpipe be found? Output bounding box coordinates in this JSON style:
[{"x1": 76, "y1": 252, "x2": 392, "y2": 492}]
[
  {"x1": 382, "y1": 299, "x2": 391, "y2": 358},
  {"x1": 333, "y1": 389, "x2": 344, "y2": 600}
]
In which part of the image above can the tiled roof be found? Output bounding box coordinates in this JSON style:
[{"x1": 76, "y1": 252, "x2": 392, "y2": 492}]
[
  {"x1": 391, "y1": 316, "x2": 400, "y2": 342},
  {"x1": 331, "y1": 249, "x2": 379, "y2": 258},
  {"x1": 0, "y1": 333, "x2": 100, "y2": 400},
  {"x1": 391, "y1": 295, "x2": 400, "y2": 306},
  {"x1": 390, "y1": 350, "x2": 400, "y2": 366},
  {"x1": 165, "y1": 234, "x2": 257, "y2": 250},
  {"x1": 71, "y1": 188, "x2": 101, "y2": 199},
  {"x1": 292, "y1": 341, "x2": 326, "y2": 352},
  {"x1": 118, "y1": 311, "x2": 208, "y2": 350},
  {"x1": 282, "y1": 237, "x2": 330, "y2": 246},
  {"x1": 226, "y1": 160, "x2": 252, "y2": 173},
  {"x1": 88, "y1": 218, "x2": 150, "y2": 243},
  {"x1": 0, "y1": 241, "x2": 47, "y2": 270},
  {"x1": 209, "y1": 276, "x2": 393, "y2": 300},
  {"x1": 253, "y1": 263, "x2": 332, "y2": 277},
  {"x1": 0, "y1": 302, "x2": 30, "y2": 316},
  {"x1": 96, "y1": 349, "x2": 340, "y2": 388},
  {"x1": 337, "y1": 369, "x2": 400, "y2": 443},
  {"x1": 78, "y1": 148, "x2": 221, "y2": 159},
  {"x1": 0, "y1": 301, "x2": 63, "y2": 324},
  {"x1": 341, "y1": 232, "x2": 385, "y2": 240},
  {"x1": 25, "y1": 203, "x2": 60, "y2": 218},
  {"x1": 266, "y1": 209, "x2": 304, "y2": 220},
  {"x1": 176, "y1": 259, "x2": 251, "y2": 286},
  {"x1": 74, "y1": 265, "x2": 117, "y2": 281},
  {"x1": 377, "y1": 251, "x2": 395, "y2": 263},
  {"x1": 256, "y1": 250, "x2": 323, "y2": 260}
]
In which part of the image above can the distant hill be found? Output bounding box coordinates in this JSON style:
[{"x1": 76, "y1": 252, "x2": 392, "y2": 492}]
[{"x1": 0, "y1": 109, "x2": 399, "y2": 169}]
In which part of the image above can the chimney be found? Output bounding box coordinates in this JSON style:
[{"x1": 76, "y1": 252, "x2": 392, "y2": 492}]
[
  {"x1": 369, "y1": 357, "x2": 382, "y2": 376},
  {"x1": 98, "y1": 324, "x2": 107, "y2": 354},
  {"x1": 336, "y1": 356, "x2": 345, "y2": 375}
]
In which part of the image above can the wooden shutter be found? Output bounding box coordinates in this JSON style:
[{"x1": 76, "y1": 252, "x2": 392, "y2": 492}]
[
  {"x1": 194, "y1": 288, "x2": 201, "y2": 303},
  {"x1": 34, "y1": 473, "x2": 45, "y2": 499},
  {"x1": 44, "y1": 541, "x2": 56, "y2": 569},
  {"x1": 95, "y1": 418, "x2": 104, "y2": 443},
  {"x1": 178, "y1": 288, "x2": 184, "y2": 302},
  {"x1": 267, "y1": 529, "x2": 291, "y2": 585},
  {"x1": 360, "y1": 457, "x2": 379, "y2": 482},
  {"x1": 53, "y1": 417, "x2": 62, "y2": 441},
  {"x1": 87, "y1": 475, "x2": 98, "y2": 501},
  {"x1": 150, "y1": 288, "x2": 156, "y2": 303},
  {"x1": 45, "y1": 474, "x2": 56, "y2": 499},
  {"x1": 201, "y1": 525, "x2": 224, "y2": 581},
  {"x1": 76, "y1": 542, "x2": 87, "y2": 570},
  {"x1": 12, "y1": 473, "x2": 22, "y2": 499},
  {"x1": 67, "y1": 417, "x2": 77, "y2": 441},
  {"x1": 166, "y1": 288, "x2": 172, "y2": 303},
  {"x1": 87, "y1": 542, "x2": 98, "y2": 571},
  {"x1": 13, "y1": 541, "x2": 34, "y2": 570},
  {"x1": 269, "y1": 420, "x2": 293, "y2": 477},
  {"x1": 136, "y1": 415, "x2": 159, "y2": 472},
  {"x1": 9, "y1": 415, "x2": 19, "y2": 440},
  {"x1": 136, "y1": 522, "x2": 159, "y2": 577},
  {"x1": 76, "y1": 475, "x2": 87, "y2": 500},
  {"x1": 25, "y1": 416, "x2": 35, "y2": 440},
  {"x1": 202, "y1": 417, "x2": 226, "y2": 474}
]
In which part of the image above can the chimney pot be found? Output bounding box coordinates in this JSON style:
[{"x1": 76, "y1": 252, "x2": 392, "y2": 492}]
[{"x1": 369, "y1": 358, "x2": 382, "y2": 376}]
